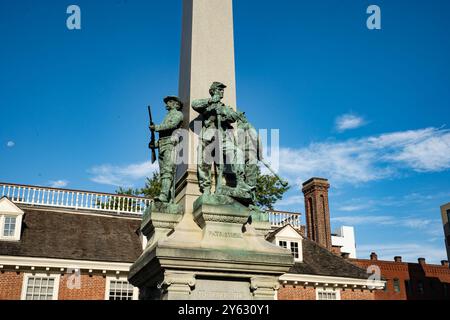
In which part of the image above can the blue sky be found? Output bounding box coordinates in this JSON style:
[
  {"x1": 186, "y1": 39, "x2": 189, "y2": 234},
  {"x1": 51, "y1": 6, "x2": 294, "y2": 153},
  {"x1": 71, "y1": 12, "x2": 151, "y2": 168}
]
[{"x1": 1, "y1": 0, "x2": 449, "y2": 263}]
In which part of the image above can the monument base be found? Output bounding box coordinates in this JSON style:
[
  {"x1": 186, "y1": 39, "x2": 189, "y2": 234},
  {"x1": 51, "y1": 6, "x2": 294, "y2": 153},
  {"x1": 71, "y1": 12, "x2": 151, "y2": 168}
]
[{"x1": 129, "y1": 196, "x2": 294, "y2": 300}]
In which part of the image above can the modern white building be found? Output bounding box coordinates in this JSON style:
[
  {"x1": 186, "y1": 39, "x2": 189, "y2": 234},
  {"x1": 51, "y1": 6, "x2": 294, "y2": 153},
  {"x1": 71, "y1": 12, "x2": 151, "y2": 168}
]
[{"x1": 332, "y1": 226, "x2": 357, "y2": 259}]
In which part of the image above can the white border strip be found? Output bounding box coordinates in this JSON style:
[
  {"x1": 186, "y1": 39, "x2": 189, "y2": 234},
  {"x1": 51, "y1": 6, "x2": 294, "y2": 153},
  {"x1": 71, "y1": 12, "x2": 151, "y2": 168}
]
[
  {"x1": 0, "y1": 255, "x2": 132, "y2": 272},
  {"x1": 280, "y1": 273, "x2": 385, "y2": 289}
]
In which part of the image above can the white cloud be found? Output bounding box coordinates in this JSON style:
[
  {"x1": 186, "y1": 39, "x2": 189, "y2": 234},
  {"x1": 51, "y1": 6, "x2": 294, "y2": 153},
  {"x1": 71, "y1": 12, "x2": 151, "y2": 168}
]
[
  {"x1": 279, "y1": 127, "x2": 450, "y2": 186},
  {"x1": 6, "y1": 141, "x2": 15, "y2": 148},
  {"x1": 337, "y1": 203, "x2": 373, "y2": 212},
  {"x1": 331, "y1": 215, "x2": 395, "y2": 226},
  {"x1": 277, "y1": 195, "x2": 305, "y2": 207},
  {"x1": 88, "y1": 161, "x2": 158, "y2": 187},
  {"x1": 331, "y1": 215, "x2": 442, "y2": 239},
  {"x1": 48, "y1": 180, "x2": 69, "y2": 188},
  {"x1": 357, "y1": 243, "x2": 447, "y2": 264},
  {"x1": 335, "y1": 114, "x2": 366, "y2": 132}
]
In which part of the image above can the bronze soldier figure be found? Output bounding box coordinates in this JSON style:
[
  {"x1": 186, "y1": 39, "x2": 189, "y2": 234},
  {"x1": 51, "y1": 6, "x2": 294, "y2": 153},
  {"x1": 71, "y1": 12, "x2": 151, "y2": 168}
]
[
  {"x1": 150, "y1": 96, "x2": 184, "y2": 203},
  {"x1": 192, "y1": 82, "x2": 251, "y2": 196}
]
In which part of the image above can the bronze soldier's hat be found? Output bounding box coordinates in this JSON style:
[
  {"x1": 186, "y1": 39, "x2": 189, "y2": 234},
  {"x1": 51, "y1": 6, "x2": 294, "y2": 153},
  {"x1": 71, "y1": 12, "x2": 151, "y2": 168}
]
[
  {"x1": 163, "y1": 96, "x2": 183, "y2": 108},
  {"x1": 210, "y1": 82, "x2": 227, "y2": 91}
]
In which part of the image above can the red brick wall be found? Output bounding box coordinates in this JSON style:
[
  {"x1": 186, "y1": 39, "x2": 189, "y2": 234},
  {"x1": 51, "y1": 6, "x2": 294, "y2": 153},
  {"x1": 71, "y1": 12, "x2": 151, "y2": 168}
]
[
  {"x1": 58, "y1": 274, "x2": 106, "y2": 300},
  {"x1": 302, "y1": 180, "x2": 332, "y2": 251},
  {"x1": 278, "y1": 286, "x2": 316, "y2": 300},
  {"x1": 340, "y1": 289, "x2": 374, "y2": 300},
  {"x1": 0, "y1": 271, "x2": 108, "y2": 300},
  {"x1": 352, "y1": 258, "x2": 450, "y2": 300},
  {"x1": 278, "y1": 285, "x2": 375, "y2": 300},
  {"x1": 0, "y1": 271, "x2": 23, "y2": 300}
]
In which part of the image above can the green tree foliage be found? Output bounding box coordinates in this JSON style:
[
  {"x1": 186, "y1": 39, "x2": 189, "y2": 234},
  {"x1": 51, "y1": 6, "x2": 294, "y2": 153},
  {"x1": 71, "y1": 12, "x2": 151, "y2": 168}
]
[
  {"x1": 115, "y1": 169, "x2": 289, "y2": 210},
  {"x1": 254, "y1": 167, "x2": 290, "y2": 210},
  {"x1": 114, "y1": 171, "x2": 161, "y2": 198},
  {"x1": 140, "y1": 171, "x2": 161, "y2": 198}
]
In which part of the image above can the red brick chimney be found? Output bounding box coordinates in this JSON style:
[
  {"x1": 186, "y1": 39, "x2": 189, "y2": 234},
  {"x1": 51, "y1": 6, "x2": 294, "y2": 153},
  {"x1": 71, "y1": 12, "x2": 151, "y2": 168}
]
[
  {"x1": 302, "y1": 178, "x2": 331, "y2": 251},
  {"x1": 370, "y1": 252, "x2": 378, "y2": 261},
  {"x1": 394, "y1": 256, "x2": 402, "y2": 263}
]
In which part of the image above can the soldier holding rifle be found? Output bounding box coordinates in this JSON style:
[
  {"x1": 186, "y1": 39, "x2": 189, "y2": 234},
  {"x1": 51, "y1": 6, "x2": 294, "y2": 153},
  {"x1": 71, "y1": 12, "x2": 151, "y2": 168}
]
[{"x1": 148, "y1": 96, "x2": 184, "y2": 203}]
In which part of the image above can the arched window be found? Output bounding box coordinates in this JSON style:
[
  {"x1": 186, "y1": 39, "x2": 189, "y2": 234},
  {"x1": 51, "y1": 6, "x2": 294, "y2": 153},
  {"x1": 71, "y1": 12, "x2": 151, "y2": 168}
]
[
  {"x1": 308, "y1": 197, "x2": 315, "y2": 241},
  {"x1": 394, "y1": 278, "x2": 401, "y2": 293}
]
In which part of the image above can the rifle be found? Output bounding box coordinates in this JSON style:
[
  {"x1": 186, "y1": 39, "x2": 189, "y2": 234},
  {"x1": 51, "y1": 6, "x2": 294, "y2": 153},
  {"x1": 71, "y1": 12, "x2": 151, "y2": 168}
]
[
  {"x1": 148, "y1": 106, "x2": 157, "y2": 164},
  {"x1": 216, "y1": 113, "x2": 224, "y2": 193},
  {"x1": 257, "y1": 136, "x2": 289, "y2": 188}
]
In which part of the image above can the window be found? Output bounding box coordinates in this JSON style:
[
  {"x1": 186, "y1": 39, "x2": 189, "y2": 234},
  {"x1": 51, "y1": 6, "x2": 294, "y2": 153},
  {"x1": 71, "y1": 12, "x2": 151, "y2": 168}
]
[
  {"x1": 3, "y1": 216, "x2": 16, "y2": 237},
  {"x1": 290, "y1": 242, "x2": 299, "y2": 259},
  {"x1": 0, "y1": 197, "x2": 24, "y2": 241},
  {"x1": 417, "y1": 281, "x2": 424, "y2": 294},
  {"x1": 279, "y1": 241, "x2": 287, "y2": 249},
  {"x1": 394, "y1": 278, "x2": 401, "y2": 293},
  {"x1": 22, "y1": 275, "x2": 59, "y2": 300},
  {"x1": 405, "y1": 280, "x2": 412, "y2": 295},
  {"x1": 317, "y1": 290, "x2": 340, "y2": 300},
  {"x1": 108, "y1": 280, "x2": 135, "y2": 300}
]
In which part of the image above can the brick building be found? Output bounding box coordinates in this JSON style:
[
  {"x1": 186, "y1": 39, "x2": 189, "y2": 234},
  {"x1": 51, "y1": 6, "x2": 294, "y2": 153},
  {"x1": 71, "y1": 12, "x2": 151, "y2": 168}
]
[
  {"x1": 0, "y1": 194, "x2": 142, "y2": 300},
  {"x1": 296, "y1": 178, "x2": 450, "y2": 300},
  {"x1": 0, "y1": 182, "x2": 384, "y2": 300},
  {"x1": 351, "y1": 254, "x2": 450, "y2": 300},
  {"x1": 441, "y1": 203, "x2": 450, "y2": 262}
]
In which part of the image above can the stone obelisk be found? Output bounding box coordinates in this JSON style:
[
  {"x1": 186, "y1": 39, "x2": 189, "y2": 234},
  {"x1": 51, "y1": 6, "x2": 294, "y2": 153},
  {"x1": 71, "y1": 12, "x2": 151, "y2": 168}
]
[
  {"x1": 176, "y1": 0, "x2": 237, "y2": 215},
  {"x1": 128, "y1": 0, "x2": 294, "y2": 300}
]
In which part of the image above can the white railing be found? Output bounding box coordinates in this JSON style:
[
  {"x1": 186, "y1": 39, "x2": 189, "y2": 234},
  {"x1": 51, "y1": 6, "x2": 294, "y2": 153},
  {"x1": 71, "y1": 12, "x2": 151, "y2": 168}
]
[
  {"x1": 0, "y1": 182, "x2": 301, "y2": 227},
  {"x1": 268, "y1": 210, "x2": 302, "y2": 230},
  {"x1": 0, "y1": 183, "x2": 151, "y2": 216}
]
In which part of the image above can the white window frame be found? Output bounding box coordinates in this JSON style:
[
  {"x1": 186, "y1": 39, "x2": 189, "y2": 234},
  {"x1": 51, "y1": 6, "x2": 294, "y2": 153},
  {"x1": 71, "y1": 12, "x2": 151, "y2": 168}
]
[
  {"x1": 276, "y1": 236, "x2": 303, "y2": 262},
  {"x1": 0, "y1": 198, "x2": 24, "y2": 241},
  {"x1": 278, "y1": 240, "x2": 287, "y2": 249},
  {"x1": 316, "y1": 287, "x2": 341, "y2": 300},
  {"x1": 105, "y1": 276, "x2": 139, "y2": 300},
  {"x1": 290, "y1": 241, "x2": 300, "y2": 259},
  {"x1": 21, "y1": 273, "x2": 60, "y2": 300}
]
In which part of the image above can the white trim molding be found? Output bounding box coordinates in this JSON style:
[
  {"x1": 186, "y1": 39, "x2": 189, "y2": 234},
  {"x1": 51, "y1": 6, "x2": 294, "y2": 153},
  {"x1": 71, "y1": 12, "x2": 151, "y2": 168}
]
[
  {"x1": 279, "y1": 273, "x2": 385, "y2": 290},
  {"x1": 0, "y1": 255, "x2": 132, "y2": 273}
]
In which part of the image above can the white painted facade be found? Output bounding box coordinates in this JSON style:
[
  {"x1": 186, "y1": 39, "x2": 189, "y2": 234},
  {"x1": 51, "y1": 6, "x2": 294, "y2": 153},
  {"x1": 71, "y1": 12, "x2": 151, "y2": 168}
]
[
  {"x1": 270, "y1": 224, "x2": 303, "y2": 263},
  {"x1": 0, "y1": 197, "x2": 24, "y2": 241},
  {"x1": 331, "y1": 226, "x2": 357, "y2": 259}
]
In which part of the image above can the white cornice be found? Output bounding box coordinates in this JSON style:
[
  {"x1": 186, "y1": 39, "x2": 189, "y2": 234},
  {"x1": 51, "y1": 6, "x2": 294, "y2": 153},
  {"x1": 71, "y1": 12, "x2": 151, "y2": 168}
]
[
  {"x1": 0, "y1": 255, "x2": 132, "y2": 272},
  {"x1": 279, "y1": 273, "x2": 385, "y2": 289}
]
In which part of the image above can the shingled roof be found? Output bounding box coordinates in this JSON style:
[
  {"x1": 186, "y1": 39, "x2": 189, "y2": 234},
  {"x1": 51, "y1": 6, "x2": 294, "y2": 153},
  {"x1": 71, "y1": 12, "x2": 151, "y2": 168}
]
[
  {"x1": 290, "y1": 237, "x2": 369, "y2": 280},
  {"x1": 0, "y1": 207, "x2": 142, "y2": 263}
]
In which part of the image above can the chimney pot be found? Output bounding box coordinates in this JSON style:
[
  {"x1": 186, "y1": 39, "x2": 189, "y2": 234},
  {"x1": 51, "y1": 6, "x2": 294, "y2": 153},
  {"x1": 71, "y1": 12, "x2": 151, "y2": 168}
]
[
  {"x1": 441, "y1": 260, "x2": 449, "y2": 267},
  {"x1": 394, "y1": 256, "x2": 402, "y2": 263},
  {"x1": 418, "y1": 258, "x2": 426, "y2": 265},
  {"x1": 370, "y1": 252, "x2": 378, "y2": 261}
]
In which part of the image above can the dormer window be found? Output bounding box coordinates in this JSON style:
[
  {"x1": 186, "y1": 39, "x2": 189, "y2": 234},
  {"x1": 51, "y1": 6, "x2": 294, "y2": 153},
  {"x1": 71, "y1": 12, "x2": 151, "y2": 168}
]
[
  {"x1": 290, "y1": 242, "x2": 299, "y2": 259},
  {"x1": 3, "y1": 216, "x2": 17, "y2": 237},
  {"x1": 0, "y1": 197, "x2": 24, "y2": 241},
  {"x1": 271, "y1": 224, "x2": 304, "y2": 262}
]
